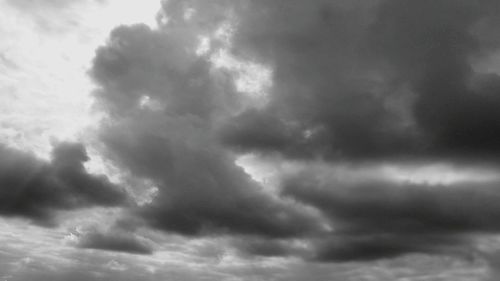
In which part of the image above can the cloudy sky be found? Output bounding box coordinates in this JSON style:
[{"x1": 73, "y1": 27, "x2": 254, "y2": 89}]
[{"x1": 3, "y1": 0, "x2": 500, "y2": 280}]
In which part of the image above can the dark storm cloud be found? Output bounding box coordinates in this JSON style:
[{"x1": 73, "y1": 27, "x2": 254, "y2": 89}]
[
  {"x1": 0, "y1": 143, "x2": 128, "y2": 226},
  {"x1": 86, "y1": 0, "x2": 500, "y2": 264},
  {"x1": 91, "y1": 23, "x2": 319, "y2": 238},
  {"x1": 78, "y1": 230, "x2": 153, "y2": 255},
  {"x1": 284, "y1": 175, "x2": 500, "y2": 234},
  {"x1": 369, "y1": 0, "x2": 500, "y2": 157},
  {"x1": 213, "y1": 0, "x2": 500, "y2": 161},
  {"x1": 281, "y1": 169, "x2": 500, "y2": 261},
  {"x1": 218, "y1": 0, "x2": 418, "y2": 160},
  {"x1": 98, "y1": 113, "x2": 318, "y2": 238},
  {"x1": 214, "y1": 0, "x2": 500, "y2": 262}
]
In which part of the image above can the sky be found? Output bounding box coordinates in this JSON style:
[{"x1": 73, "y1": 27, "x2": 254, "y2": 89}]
[{"x1": 3, "y1": 0, "x2": 500, "y2": 280}]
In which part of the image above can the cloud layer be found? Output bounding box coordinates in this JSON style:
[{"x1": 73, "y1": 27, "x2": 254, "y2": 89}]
[
  {"x1": 5, "y1": 2, "x2": 500, "y2": 280},
  {"x1": 0, "y1": 143, "x2": 128, "y2": 226}
]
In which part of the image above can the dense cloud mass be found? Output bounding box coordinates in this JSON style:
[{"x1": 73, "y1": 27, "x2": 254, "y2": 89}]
[
  {"x1": 91, "y1": 23, "x2": 319, "y2": 238},
  {"x1": 283, "y1": 168, "x2": 500, "y2": 261},
  {"x1": 5, "y1": 1, "x2": 500, "y2": 276},
  {"x1": 0, "y1": 143, "x2": 128, "y2": 226},
  {"x1": 284, "y1": 172, "x2": 500, "y2": 235},
  {"x1": 82, "y1": 0, "x2": 500, "y2": 263},
  {"x1": 217, "y1": 0, "x2": 500, "y2": 162}
]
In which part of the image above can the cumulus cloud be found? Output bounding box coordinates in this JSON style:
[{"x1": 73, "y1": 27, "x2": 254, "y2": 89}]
[
  {"x1": 0, "y1": 142, "x2": 128, "y2": 226},
  {"x1": 3, "y1": 0, "x2": 493, "y2": 275},
  {"x1": 90, "y1": 22, "x2": 320, "y2": 238},
  {"x1": 17, "y1": 0, "x2": 500, "y2": 279},
  {"x1": 81, "y1": 0, "x2": 500, "y2": 266}
]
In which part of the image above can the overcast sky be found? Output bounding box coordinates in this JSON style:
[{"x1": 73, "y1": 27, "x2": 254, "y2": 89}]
[{"x1": 3, "y1": 0, "x2": 500, "y2": 280}]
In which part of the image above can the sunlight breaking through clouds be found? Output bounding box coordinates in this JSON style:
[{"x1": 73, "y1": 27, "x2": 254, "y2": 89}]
[{"x1": 0, "y1": 0, "x2": 160, "y2": 159}]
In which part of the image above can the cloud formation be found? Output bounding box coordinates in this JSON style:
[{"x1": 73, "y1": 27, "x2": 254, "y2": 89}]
[
  {"x1": 77, "y1": 229, "x2": 153, "y2": 255},
  {"x1": 82, "y1": 0, "x2": 500, "y2": 264},
  {"x1": 0, "y1": 142, "x2": 128, "y2": 226},
  {"x1": 90, "y1": 23, "x2": 319, "y2": 238},
  {"x1": 281, "y1": 167, "x2": 500, "y2": 261},
  {"x1": 214, "y1": 0, "x2": 500, "y2": 162},
  {"x1": 5, "y1": 2, "x2": 500, "y2": 278}
]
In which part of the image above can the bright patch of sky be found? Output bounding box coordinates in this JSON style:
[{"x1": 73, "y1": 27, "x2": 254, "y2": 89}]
[{"x1": 0, "y1": 0, "x2": 160, "y2": 159}]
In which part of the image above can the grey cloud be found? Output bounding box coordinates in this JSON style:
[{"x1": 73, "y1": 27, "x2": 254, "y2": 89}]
[
  {"x1": 86, "y1": 0, "x2": 500, "y2": 265},
  {"x1": 369, "y1": 0, "x2": 500, "y2": 157},
  {"x1": 232, "y1": 237, "x2": 306, "y2": 259},
  {"x1": 311, "y1": 234, "x2": 468, "y2": 262},
  {"x1": 99, "y1": 117, "x2": 319, "y2": 238},
  {"x1": 217, "y1": 108, "x2": 305, "y2": 157},
  {"x1": 0, "y1": 143, "x2": 128, "y2": 226},
  {"x1": 78, "y1": 230, "x2": 153, "y2": 255},
  {"x1": 208, "y1": 0, "x2": 500, "y2": 162},
  {"x1": 91, "y1": 23, "x2": 320, "y2": 238},
  {"x1": 218, "y1": 0, "x2": 418, "y2": 161},
  {"x1": 91, "y1": 24, "x2": 227, "y2": 119},
  {"x1": 281, "y1": 168, "x2": 500, "y2": 261}
]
